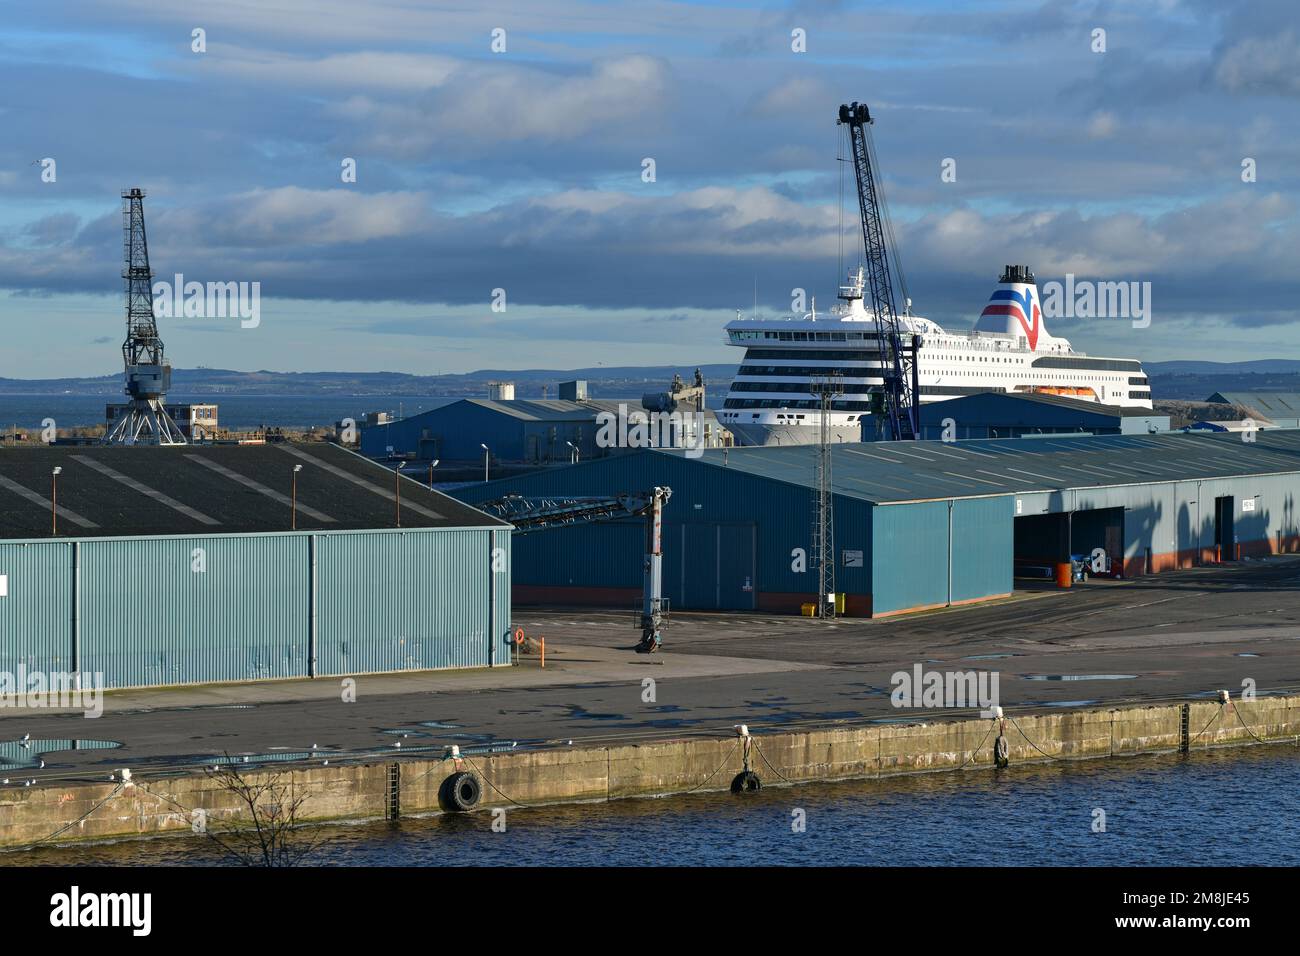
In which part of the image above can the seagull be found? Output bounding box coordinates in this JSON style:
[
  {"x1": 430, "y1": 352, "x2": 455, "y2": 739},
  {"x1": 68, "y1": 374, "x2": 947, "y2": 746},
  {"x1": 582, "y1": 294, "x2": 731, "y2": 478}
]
[
  {"x1": 2, "y1": 779, "x2": 8, "y2": 785},
  {"x1": 21, "y1": 733, "x2": 29, "y2": 741},
  {"x1": 38, "y1": 760, "x2": 45, "y2": 769},
  {"x1": 395, "y1": 741, "x2": 402, "y2": 748},
  {"x1": 311, "y1": 744, "x2": 318, "y2": 750}
]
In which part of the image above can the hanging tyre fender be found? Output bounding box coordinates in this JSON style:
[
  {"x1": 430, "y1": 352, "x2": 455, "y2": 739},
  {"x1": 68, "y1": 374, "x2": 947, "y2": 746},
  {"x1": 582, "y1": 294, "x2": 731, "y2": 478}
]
[
  {"x1": 442, "y1": 771, "x2": 482, "y2": 811},
  {"x1": 994, "y1": 734, "x2": 1010, "y2": 768}
]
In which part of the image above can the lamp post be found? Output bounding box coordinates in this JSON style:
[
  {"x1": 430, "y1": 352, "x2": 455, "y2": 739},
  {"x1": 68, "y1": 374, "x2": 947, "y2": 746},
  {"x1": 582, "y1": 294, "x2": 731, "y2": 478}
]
[
  {"x1": 51, "y1": 466, "x2": 62, "y2": 536},
  {"x1": 566, "y1": 440, "x2": 579, "y2": 464},
  {"x1": 395, "y1": 462, "x2": 402, "y2": 528},
  {"x1": 428, "y1": 458, "x2": 439, "y2": 490},
  {"x1": 291, "y1": 464, "x2": 302, "y2": 530},
  {"x1": 481, "y1": 443, "x2": 490, "y2": 482}
]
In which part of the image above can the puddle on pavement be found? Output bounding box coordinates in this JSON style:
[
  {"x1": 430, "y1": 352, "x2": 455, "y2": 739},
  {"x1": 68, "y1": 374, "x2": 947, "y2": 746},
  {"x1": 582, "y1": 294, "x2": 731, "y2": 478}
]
[
  {"x1": 1022, "y1": 674, "x2": 1138, "y2": 681},
  {"x1": 0, "y1": 739, "x2": 121, "y2": 773}
]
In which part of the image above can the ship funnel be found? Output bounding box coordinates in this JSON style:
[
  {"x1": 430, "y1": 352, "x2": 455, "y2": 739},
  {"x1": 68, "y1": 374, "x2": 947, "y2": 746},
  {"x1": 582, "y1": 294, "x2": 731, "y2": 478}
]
[{"x1": 975, "y1": 264, "x2": 1044, "y2": 350}]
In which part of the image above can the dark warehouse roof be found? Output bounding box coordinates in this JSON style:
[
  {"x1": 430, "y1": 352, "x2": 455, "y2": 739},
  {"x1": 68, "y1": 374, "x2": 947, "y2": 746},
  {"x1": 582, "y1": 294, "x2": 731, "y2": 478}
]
[
  {"x1": 658, "y1": 429, "x2": 1300, "y2": 504},
  {"x1": 1205, "y1": 392, "x2": 1300, "y2": 418},
  {"x1": 917, "y1": 391, "x2": 1166, "y2": 421},
  {"x1": 0, "y1": 442, "x2": 509, "y2": 540}
]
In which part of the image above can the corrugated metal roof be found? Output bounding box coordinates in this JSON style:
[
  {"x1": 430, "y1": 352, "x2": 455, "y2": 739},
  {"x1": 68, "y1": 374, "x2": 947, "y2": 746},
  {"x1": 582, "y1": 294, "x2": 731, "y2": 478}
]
[
  {"x1": 656, "y1": 429, "x2": 1300, "y2": 504},
  {"x1": 459, "y1": 398, "x2": 629, "y2": 422},
  {"x1": 456, "y1": 398, "x2": 724, "y2": 424},
  {"x1": 919, "y1": 391, "x2": 1162, "y2": 420},
  {"x1": 1206, "y1": 392, "x2": 1300, "y2": 417},
  {"x1": 0, "y1": 442, "x2": 508, "y2": 539}
]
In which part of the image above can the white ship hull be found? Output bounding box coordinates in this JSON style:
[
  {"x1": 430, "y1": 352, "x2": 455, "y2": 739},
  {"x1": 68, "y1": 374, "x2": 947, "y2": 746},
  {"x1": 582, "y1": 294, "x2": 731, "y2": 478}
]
[{"x1": 720, "y1": 267, "x2": 1152, "y2": 445}]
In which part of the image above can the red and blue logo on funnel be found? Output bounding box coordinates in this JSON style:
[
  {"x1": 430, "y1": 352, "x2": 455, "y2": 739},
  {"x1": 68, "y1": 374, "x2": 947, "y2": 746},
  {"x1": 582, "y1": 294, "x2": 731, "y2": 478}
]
[{"x1": 981, "y1": 286, "x2": 1040, "y2": 350}]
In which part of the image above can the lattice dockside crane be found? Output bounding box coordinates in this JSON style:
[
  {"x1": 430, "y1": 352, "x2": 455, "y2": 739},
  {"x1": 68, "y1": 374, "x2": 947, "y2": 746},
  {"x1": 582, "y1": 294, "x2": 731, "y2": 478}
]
[
  {"x1": 477, "y1": 488, "x2": 673, "y2": 652},
  {"x1": 837, "y1": 102, "x2": 919, "y2": 441},
  {"x1": 104, "y1": 188, "x2": 186, "y2": 445}
]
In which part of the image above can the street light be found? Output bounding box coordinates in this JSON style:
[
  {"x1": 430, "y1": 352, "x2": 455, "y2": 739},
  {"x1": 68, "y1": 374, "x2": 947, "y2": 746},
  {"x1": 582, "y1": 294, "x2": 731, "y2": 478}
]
[
  {"x1": 481, "y1": 443, "x2": 490, "y2": 482},
  {"x1": 566, "y1": 440, "x2": 579, "y2": 464},
  {"x1": 291, "y1": 464, "x2": 303, "y2": 530},
  {"x1": 395, "y1": 461, "x2": 402, "y2": 528},
  {"x1": 428, "y1": 458, "x2": 440, "y2": 490},
  {"x1": 50, "y1": 466, "x2": 62, "y2": 536}
]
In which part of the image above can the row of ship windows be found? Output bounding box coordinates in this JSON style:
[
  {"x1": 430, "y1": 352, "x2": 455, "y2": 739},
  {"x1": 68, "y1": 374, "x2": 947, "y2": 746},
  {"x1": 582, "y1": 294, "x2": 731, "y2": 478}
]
[
  {"x1": 737, "y1": 365, "x2": 1148, "y2": 388},
  {"x1": 722, "y1": 389, "x2": 1152, "y2": 411},
  {"x1": 731, "y1": 330, "x2": 876, "y2": 342},
  {"x1": 724, "y1": 399, "x2": 879, "y2": 411},
  {"x1": 732, "y1": 382, "x2": 877, "y2": 394},
  {"x1": 732, "y1": 371, "x2": 1148, "y2": 390},
  {"x1": 739, "y1": 349, "x2": 1145, "y2": 375}
]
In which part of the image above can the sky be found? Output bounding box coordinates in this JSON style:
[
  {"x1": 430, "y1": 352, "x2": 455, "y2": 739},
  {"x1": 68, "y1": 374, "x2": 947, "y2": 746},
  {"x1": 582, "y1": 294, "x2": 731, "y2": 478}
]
[{"x1": 1, "y1": 0, "x2": 1297, "y2": 378}]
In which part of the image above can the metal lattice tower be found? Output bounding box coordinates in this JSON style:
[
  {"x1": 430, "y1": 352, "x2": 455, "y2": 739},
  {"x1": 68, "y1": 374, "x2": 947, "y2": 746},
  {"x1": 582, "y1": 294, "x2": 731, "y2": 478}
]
[
  {"x1": 811, "y1": 373, "x2": 843, "y2": 619},
  {"x1": 104, "y1": 188, "x2": 186, "y2": 445}
]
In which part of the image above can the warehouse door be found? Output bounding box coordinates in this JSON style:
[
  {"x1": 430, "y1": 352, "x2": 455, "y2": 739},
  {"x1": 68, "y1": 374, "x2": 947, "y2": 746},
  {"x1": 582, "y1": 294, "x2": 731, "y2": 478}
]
[
  {"x1": 670, "y1": 523, "x2": 756, "y2": 610},
  {"x1": 1013, "y1": 512, "x2": 1068, "y2": 580},
  {"x1": 1071, "y1": 508, "x2": 1124, "y2": 573},
  {"x1": 1214, "y1": 496, "x2": 1234, "y2": 560},
  {"x1": 717, "y1": 524, "x2": 757, "y2": 610}
]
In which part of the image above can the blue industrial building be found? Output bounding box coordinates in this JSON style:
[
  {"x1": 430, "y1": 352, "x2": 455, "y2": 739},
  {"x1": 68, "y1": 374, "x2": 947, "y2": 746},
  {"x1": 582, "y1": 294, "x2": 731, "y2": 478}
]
[
  {"x1": 359, "y1": 397, "x2": 731, "y2": 466},
  {"x1": 0, "y1": 443, "x2": 511, "y2": 689},
  {"x1": 457, "y1": 444, "x2": 1013, "y2": 617},
  {"x1": 918, "y1": 392, "x2": 1170, "y2": 439},
  {"x1": 456, "y1": 430, "x2": 1300, "y2": 618}
]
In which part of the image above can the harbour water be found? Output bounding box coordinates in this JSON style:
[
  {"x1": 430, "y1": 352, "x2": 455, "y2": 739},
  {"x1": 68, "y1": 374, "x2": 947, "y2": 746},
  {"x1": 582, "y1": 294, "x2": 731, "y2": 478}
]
[
  {"x1": 0, "y1": 395, "x2": 458, "y2": 431},
  {"x1": 5, "y1": 745, "x2": 1296, "y2": 866}
]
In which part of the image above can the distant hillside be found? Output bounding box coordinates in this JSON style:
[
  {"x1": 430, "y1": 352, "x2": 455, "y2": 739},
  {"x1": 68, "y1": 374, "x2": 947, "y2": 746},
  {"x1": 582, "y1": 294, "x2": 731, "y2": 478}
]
[
  {"x1": 1144, "y1": 360, "x2": 1300, "y2": 375},
  {"x1": 2, "y1": 359, "x2": 1297, "y2": 403},
  {"x1": 1144, "y1": 363, "x2": 1300, "y2": 402},
  {"x1": 0, "y1": 365, "x2": 741, "y2": 399}
]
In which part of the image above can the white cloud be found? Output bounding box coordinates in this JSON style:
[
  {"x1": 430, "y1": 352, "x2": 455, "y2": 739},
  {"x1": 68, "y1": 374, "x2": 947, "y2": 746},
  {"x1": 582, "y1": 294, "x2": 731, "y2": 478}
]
[
  {"x1": 1087, "y1": 111, "x2": 1118, "y2": 139},
  {"x1": 205, "y1": 48, "x2": 459, "y2": 92},
  {"x1": 1215, "y1": 30, "x2": 1300, "y2": 97},
  {"x1": 431, "y1": 55, "x2": 671, "y2": 144}
]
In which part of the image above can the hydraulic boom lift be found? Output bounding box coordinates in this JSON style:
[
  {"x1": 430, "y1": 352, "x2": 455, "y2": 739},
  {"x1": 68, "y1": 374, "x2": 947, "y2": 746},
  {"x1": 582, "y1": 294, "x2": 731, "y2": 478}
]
[{"x1": 477, "y1": 487, "x2": 673, "y2": 653}]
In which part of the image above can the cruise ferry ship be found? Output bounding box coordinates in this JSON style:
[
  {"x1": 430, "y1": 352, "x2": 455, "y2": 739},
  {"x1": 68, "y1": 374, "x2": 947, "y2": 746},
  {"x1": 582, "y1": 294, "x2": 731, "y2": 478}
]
[{"x1": 719, "y1": 265, "x2": 1153, "y2": 446}]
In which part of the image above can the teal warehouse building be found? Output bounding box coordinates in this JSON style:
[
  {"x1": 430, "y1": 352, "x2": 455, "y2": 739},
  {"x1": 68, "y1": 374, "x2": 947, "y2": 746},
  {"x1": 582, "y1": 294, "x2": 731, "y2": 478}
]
[
  {"x1": 456, "y1": 431, "x2": 1300, "y2": 618},
  {"x1": 0, "y1": 443, "x2": 511, "y2": 689}
]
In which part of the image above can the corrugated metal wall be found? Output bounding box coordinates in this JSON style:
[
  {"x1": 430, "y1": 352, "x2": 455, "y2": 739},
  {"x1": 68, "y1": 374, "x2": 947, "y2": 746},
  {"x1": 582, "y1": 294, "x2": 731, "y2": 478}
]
[
  {"x1": 0, "y1": 540, "x2": 74, "y2": 676},
  {"x1": 1017, "y1": 472, "x2": 1300, "y2": 565},
  {"x1": 870, "y1": 496, "x2": 1013, "y2": 615},
  {"x1": 81, "y1": 535, "x2": 309, "y2": 688},
  {"x1": 457, "y1": 452, "x2": 873, "y2": 608},
  {"x1": 0, "y1": 526, "x2": 507, "y2": 689},
  {"x1": 870, "y1": 501, "x2": 950, "y2": 615},
  {"x1": 951, "y1": 496, "x2": 1014, "y2": 602},
  {"x1": 315, "y1": 528, "x2": 496, "y2": 675}
]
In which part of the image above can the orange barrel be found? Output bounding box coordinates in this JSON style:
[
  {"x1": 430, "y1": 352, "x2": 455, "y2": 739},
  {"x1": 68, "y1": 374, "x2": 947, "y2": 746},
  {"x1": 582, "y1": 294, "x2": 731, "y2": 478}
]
[{"x1": 1054, "y1": 562, "x2": 1073, "y2": 588}]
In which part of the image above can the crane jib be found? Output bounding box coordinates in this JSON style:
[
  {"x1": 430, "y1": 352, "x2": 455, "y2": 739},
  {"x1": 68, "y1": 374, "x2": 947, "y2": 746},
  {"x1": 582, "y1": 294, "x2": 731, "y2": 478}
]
[{"x1": 837, "y1": 102, "x2": 919, "y2": 441}]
